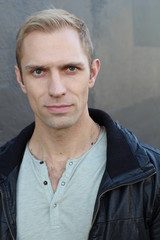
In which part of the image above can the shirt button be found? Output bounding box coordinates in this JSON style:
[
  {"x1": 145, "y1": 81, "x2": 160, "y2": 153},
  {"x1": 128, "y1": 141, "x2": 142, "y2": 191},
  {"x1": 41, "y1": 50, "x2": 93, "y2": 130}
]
[
  {"x1": 53, "y1": 203, "x2": 57, "y2": 208},
  {"x1": 40, "y1": 161, "x2": 44, "y2": 164},
  {"x1": 69, "y1": 161, "x2": 73, "y2": 166},
  {"x1": 43, "y1": 181, "x2": 48, "y2": 185},
  {"x1": 61, "y1": 181, "x2": 65, "y2": 186}
]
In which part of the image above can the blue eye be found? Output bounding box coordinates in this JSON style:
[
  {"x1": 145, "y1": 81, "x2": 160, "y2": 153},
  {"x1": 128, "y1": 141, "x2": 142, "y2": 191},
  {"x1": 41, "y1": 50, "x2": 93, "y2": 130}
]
[
  {"x1": 34, "y1": 68, "x2": 43, "y2": 75},
  {"x1": 68, "y1": 66, "x2": 76, "y2": 71}
]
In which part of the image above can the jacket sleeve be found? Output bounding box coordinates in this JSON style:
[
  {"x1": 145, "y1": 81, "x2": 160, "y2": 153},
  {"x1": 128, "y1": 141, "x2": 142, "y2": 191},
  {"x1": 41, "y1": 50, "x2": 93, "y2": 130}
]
[
  {"x1": 148, "y1": 151, "x2": 160, "y2": 239},
  {"x1": 149, "y1": 193, "x2": 160, "y2": 239},
  {"x1": 0, "y1": 193, "x2": 12, "y2": 239}
]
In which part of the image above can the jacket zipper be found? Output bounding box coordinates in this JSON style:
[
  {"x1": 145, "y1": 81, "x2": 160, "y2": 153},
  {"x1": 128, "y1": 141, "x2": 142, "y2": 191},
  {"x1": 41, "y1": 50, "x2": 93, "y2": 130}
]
[
  {"x1": 88, "y1": 171, "x2": 156, "y2": 238},
  {"x1": 0, "y1": 189, "x2": 15, "y2": 240}
]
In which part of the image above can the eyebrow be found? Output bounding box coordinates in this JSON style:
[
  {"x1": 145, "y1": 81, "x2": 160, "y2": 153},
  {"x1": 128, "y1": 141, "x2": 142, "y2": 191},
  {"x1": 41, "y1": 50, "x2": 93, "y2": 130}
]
[
  {"x1": 24, "y1": 65, "x2": 46, "y2": 71},
  {"x1": 24, "y1": 62, "x2": 85, "y2": 71}
]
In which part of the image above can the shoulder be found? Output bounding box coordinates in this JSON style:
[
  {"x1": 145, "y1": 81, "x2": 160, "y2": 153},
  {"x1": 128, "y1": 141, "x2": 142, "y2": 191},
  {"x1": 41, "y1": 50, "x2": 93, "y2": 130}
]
[
  {"x1": 0, "y1": 122, "x2": 35, "y2": 154},
  {"x1": 140, "y1": 142, "x2": 160, "y2": 170},
  {"x1": 0, "y1": 123, "x2": 35, "y2": 179}
]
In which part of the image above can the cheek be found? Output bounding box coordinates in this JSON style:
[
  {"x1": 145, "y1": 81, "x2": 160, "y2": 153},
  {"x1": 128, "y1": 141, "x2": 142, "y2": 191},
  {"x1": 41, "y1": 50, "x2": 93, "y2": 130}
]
[
  {"x1": 72, "y1": 82, "x2": 88, "y2": 97},
  {"x1": 24, "y1": 86, "x2": 43, "y2": 109},
  {"x1": 77, "y1": 85, "x2": 89, "y2": 105},
  {"x1": 24, "y1": 80, "x2": 44, "y2": 98}
]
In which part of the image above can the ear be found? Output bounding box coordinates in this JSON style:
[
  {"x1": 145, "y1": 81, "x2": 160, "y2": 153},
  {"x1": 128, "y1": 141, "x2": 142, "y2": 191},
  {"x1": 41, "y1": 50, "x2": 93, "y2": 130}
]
[
  {"x1": 88, "y1": 59, "x2": 100, "y2": 88},
  {"x1": 14, "y1": 65, "x2": 27, "y2": 94}
]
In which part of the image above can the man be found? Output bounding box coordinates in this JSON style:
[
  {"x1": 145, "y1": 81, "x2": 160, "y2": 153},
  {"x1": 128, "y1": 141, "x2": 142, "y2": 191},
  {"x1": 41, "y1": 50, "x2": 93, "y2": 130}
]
[{"x1": 0, "y1": 8, "x2": 160, "y2": 240}]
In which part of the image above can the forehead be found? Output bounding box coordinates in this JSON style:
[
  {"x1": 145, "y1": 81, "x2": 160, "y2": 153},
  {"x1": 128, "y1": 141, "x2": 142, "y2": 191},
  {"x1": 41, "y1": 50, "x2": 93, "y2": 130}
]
[{"x1": 21, "y1": 28, "x2": 88, "y2": 66}]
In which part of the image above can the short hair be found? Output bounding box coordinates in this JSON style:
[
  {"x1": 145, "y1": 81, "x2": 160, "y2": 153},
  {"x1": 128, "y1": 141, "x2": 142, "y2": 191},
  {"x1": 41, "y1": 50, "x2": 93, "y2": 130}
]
[{"x1": 16, "y1": 8, "x2": 94, "y2": 70}]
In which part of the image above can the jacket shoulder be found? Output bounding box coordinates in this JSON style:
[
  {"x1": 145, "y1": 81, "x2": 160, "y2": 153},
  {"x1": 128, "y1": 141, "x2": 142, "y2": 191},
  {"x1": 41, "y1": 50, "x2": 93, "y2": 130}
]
[
  {"x1": 0, "y1": 123, "x2": 35, "y2": 155},
  {"x1": 0, "y1": 123, "x2": 35, "y2": 179},
  {"x1": 141, "y1": 142, "x2": 160, "y2": 171}
]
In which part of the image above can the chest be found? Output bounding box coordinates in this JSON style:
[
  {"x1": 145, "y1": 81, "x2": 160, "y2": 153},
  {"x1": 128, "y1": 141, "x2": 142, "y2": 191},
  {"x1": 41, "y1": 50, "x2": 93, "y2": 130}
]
[
  {"x1": 46, "y1": 163, "x2": 66, "y2": 192},
  {"x1": 16, "y1": 134, "x2": 106, "y2": 240}
]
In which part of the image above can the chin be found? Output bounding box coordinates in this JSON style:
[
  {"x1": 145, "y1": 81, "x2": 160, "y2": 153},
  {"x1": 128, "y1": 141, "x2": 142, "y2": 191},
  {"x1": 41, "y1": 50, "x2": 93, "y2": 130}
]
[
  {"x1": 46, "y1": 118, "x2": 76, "y2": 130},
  {"x1": 40, "y1": 111, "x2": 83, "y2": 130}
]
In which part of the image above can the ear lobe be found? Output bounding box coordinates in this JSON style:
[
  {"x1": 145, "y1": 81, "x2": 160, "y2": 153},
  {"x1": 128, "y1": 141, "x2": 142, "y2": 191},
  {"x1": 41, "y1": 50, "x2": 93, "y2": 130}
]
[
  {"x1": 89, "y1": 59, "x2": 100, "y2": 88},
  {"x1": 14, "y1": 65, "x2": 27, "y2": 94}
]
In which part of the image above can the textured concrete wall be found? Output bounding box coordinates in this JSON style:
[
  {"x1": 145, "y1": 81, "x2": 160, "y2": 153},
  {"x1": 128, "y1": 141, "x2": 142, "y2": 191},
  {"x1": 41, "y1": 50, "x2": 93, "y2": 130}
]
[{"x1": 0, "y1": 0, "x2": 160, "y2": 148}]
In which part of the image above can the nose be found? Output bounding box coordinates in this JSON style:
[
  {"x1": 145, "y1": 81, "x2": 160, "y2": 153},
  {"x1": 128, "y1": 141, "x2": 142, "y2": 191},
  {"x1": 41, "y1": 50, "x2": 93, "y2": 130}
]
[{"x1": 48, "y1": 71, "x2": 66, "y2": 97}]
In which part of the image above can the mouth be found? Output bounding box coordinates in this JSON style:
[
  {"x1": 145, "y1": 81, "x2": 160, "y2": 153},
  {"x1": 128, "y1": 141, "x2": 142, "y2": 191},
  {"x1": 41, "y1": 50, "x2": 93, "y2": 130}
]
[{"x1": 45, "y1": 104, "x2": 73, "y2": 114}]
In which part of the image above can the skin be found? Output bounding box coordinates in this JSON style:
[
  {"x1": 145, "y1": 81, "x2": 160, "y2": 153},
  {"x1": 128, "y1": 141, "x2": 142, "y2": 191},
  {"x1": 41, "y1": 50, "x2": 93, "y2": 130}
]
[{"x1": 15, "y1": 27, "x2": 100, "y2": 191}]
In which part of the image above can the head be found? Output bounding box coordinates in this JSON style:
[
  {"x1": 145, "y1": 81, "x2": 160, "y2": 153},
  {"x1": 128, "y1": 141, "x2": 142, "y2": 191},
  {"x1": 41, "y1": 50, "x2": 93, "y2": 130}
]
[
  {"x1": 16, "y1": 8, "x2": 94, "y2": 72},
  {"x1": 15, "y1": 9, "x2": 100, "y2": 131}
]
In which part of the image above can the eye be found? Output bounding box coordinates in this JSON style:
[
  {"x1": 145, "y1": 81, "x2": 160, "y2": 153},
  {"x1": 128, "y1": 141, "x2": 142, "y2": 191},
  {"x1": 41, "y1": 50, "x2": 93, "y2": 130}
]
[
  {"x1": 32, "y1": 68, "x2": 46, "y2": 78},
  {"x1": 67, "y1": 66, "x2": 77, "y2": 72},
  {"x1": 65, "y1": 66, "x2": 78, "y2": 75},
  {"x1": 33, "y1": 68, "x2": 43, "y2": 75}
]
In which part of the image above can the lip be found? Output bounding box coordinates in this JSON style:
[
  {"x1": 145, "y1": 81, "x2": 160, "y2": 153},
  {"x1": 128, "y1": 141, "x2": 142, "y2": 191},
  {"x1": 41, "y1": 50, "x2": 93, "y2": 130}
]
[{"x1": 45, "y1": 104, "x2": 73, "y2": 114}]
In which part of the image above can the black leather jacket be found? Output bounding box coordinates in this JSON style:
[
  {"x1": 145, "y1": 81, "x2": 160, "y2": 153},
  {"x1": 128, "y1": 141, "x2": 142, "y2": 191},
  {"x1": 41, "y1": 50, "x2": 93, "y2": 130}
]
[{"x1": 0, "y1": 109, "x2": 160, "y2": 240}]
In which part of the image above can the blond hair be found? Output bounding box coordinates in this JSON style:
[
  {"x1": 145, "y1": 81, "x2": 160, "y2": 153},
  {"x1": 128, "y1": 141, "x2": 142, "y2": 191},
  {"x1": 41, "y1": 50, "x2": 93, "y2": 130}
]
[{"x1": 16, "y1": 9, "x2": 94, "y2": 70}]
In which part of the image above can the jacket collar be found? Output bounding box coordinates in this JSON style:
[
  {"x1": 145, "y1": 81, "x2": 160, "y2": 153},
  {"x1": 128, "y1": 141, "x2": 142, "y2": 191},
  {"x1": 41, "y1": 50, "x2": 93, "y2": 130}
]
[
  {"x1": 0, "y1": 109, "x2": 155, "y2": 183},
  {"x1": 89, "y1": 108, "x2": 155, "y2": 191}
]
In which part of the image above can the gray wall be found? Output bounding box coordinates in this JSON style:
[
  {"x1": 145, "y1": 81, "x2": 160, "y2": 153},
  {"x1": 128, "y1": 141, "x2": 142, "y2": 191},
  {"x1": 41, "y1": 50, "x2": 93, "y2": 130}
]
[{"x1": 0, "y1": 0, "x2": 160, "y2": 148}]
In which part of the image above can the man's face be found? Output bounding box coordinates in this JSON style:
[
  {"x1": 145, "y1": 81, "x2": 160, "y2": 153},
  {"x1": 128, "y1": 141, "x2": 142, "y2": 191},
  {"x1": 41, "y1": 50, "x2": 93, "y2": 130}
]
[{"x1": 15, "y1": 28, "x2": 100, "y2": 130}]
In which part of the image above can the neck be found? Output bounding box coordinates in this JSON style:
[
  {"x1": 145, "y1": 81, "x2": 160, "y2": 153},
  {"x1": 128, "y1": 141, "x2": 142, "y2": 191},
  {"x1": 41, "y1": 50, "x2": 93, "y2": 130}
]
[{"x1": 29, "y1": 117, "x2": 100, "y2": 165}]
